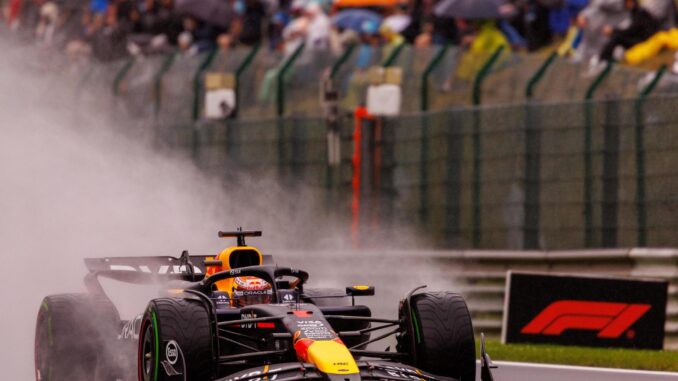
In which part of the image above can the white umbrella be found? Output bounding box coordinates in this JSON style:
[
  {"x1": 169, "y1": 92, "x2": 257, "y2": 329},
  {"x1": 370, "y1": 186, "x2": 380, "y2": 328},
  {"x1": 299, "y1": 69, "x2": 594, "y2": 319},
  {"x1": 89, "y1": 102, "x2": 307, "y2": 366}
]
[{"x1": 382, "y1": 14, "x2": 411, "y2": 33}]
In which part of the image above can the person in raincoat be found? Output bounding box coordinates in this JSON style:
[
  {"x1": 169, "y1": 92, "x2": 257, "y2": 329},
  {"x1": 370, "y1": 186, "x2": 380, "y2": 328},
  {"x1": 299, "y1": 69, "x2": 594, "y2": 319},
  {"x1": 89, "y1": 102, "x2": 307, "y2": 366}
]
[
  {"x1": 455, "y1": 21, "x2": 510, "y2": 81},
  {"x1": 574, "y1": 0, "x2": 628, "y2": 62},
  {"x1": 598, "y1": 0, "x2": 664, "y2": 62}
]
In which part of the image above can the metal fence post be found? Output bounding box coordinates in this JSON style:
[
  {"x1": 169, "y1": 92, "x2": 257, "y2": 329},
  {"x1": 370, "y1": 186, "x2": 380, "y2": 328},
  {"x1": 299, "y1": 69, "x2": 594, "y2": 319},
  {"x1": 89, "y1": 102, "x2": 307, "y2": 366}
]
[
  {"x1": 112, "y1": 57, "x2": 135, "y2": 96},
  {"x1": 445, "y1": 110, "x2": 463, "y2": 247},
  {"x1": 471, "y1": 46, "x2": 505, "y2": 248},
  {"x1": 635, "y1": 65, "x2": 667, "y2": 247},
  {"x1": 525, "y1": 52, "x2": 557, "y2": 100},
  {"x1": 325, "y1": 44, "x2": 356, "y2": 192},
  {"x1": 382, "y1": 43, "x2": 406, "y2": 67},
  {"x1": 418, "y1": 45, "x2": 450, "y2": 225},
  {"x1": 421, "y1": 45, "x2": 450, "y2": 112},
  {"x1": 191, "y1": 49, "x2": 219, "y2": 122},
  {"x1": 583, "y1": 61, "x2": 614, "y2": 247},
  {"x1": 601, "y1": 97, "x2": 620, "y2": 247},
  {"x1": 153, "y1": 52, "x2": 177, "y2": 117},
  {"x1": 330, "y1": 43, "x2": 357, "y2": 79},
  {"x1": 234, "y1": 43, "x2": 261, "y2": 118},
  {"x1": 276, "y1": 43, "x2": 306, "y2": 178},
  {"x1": 276, "y1": 43, "x2": 306, "y2": 118},
  {"x1": 522, "y1": 51, "x2": 557, "y2": 249}
]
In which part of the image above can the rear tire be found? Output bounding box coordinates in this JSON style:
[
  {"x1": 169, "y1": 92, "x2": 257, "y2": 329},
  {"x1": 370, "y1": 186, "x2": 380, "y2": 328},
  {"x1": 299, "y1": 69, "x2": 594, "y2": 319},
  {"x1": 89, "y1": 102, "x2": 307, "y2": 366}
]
[
  {"x1": 138, "y1": 298, "x2": 214, "y2": 381},
  {"x1": 34, "y1": 293, "x2": 120, "y2": 381},
  {"x1": 404, "y1": 292, "x2": 476, "y2": 381}
]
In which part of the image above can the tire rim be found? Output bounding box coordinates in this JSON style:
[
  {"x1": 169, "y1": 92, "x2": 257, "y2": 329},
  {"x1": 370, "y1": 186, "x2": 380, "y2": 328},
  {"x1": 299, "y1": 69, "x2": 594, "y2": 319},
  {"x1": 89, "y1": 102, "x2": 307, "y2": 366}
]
[{"x1": 141, "y1": 322, "x2": 154, "y2": 381}]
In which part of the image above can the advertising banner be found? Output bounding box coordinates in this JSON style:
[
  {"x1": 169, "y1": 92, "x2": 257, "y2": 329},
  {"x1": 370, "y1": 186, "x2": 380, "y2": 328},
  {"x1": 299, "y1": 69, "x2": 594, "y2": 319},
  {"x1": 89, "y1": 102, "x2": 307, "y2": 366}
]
[{"x1": 503, "y1": 272, "x2": 668, "y2": 349}]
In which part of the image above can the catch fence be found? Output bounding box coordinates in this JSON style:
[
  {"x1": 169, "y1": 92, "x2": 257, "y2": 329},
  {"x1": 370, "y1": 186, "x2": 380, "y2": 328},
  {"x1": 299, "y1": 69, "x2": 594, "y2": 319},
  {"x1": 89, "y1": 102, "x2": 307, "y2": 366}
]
[{"x1": 65, "y1": 45, "x2": 678, "y2": 249}]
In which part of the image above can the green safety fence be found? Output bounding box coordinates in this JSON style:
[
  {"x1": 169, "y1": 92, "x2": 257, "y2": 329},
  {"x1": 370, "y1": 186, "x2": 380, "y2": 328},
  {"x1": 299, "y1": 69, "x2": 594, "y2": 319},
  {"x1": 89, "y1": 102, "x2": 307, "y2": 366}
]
[
  {"x1": 377, "y1": 94, "x2": 678, "y2": 249},
  {"x1": 75, "y1": 46, "x2": 672, "y2": 124},
  {"x1": 156, "y1": 51, "x2": 207, "y2": 126},
  {"x1": 62, "y1": 47, "x2": 678, "y2": 250}
]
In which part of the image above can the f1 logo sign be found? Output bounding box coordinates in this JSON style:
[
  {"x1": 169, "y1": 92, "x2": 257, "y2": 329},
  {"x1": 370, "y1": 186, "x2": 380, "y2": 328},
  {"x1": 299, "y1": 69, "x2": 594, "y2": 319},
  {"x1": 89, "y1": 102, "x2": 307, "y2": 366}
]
[{"x1": 521, "y1": 301, "x2": 651, "y2": 338}]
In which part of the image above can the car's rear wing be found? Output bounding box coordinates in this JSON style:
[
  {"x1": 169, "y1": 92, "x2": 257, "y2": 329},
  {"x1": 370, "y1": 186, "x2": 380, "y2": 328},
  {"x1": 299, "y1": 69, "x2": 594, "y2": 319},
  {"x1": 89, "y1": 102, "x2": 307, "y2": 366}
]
[{"x1": 84, "y1": 253, "x2": 274, "y2": 284}]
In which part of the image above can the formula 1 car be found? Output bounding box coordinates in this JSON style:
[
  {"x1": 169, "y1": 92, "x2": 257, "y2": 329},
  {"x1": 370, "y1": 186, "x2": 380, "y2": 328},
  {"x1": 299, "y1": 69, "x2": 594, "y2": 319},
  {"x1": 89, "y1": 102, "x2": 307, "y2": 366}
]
[{"x1": 35, "y1": 230, "x2": 496, "y2": 381}]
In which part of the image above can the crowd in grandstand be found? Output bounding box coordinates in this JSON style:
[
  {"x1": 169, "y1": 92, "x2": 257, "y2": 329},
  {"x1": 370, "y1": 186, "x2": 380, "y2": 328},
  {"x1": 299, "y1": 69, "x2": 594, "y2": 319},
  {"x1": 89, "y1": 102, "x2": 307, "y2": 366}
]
[{"x1": 1, "y1": 0, "x2": 677, "y2": 70}]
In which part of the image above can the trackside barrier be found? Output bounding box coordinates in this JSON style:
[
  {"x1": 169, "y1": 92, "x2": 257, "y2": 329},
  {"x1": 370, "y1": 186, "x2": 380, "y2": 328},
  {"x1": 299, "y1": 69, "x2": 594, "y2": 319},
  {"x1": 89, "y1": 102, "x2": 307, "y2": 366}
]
[{"x1": 281, "y1": 248, "x2": 678, "y2": 349}]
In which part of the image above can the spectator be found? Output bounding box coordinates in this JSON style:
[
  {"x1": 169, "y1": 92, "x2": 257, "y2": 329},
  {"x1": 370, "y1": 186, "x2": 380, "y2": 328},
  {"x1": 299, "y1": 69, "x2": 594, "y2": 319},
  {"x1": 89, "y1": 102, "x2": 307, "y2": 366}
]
[
  {"x1": 177, "y1": 30, "x2": 198, "y2": 56},
  {"x1": 216, "y1": 32, "x2": 233, "y2": 52},
  {"x1": 575, "y1": 0, "x2": 628, "y2": 63},
  {"x1": 237, "y1": 0, "x2": 266, "y2": 45},
  {"x1": 304, "y1": 2, "x2": 330, "y2": 50},
  {"x1": 268, "y1": 0, "x2": 291, "y2": 51},
  {"x1": 598, "y1": 0, "x2": 662, "y2": 62},
  {"x1": 414, "y1": 21, "x2": 434, "y2": 47},
  {"x1": 35, "y1": 1, "x2": 58, "y2": 44}
]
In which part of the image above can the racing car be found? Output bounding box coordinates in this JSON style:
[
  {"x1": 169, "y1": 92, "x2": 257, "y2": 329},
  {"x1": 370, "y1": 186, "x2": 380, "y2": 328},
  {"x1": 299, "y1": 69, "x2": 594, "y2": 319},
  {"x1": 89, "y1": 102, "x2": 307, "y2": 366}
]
[{"x1": 35, "y1": 230, "x2": 496, "y2": 381}]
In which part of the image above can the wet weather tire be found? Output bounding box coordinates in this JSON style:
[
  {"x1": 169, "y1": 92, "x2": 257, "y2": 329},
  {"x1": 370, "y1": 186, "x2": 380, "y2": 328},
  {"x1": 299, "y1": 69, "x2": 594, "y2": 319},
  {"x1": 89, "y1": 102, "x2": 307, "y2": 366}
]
[
  {"x1": 138, "y1": 298, "x2": 213, "y2": 381},
  {"x1": 409, "y1": 292, "x2": 476, "y2": 381},
  {"x1": 34, "y1": 293, "x2": 120, "y2": 381}
]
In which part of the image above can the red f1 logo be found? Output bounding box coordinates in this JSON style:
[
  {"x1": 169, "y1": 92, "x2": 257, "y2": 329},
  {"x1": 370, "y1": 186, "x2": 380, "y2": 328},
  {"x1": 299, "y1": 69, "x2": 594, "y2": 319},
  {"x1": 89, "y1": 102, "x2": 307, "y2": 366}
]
[{"x1": 521, "y1": 301, "x2": 651, "y2": 338}]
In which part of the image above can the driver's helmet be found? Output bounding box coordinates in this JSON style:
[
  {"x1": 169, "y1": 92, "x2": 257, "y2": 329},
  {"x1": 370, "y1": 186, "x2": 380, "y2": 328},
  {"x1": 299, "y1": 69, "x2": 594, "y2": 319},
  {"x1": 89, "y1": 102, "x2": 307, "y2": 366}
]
[{"x1": 232, "y1": 276, "x2": 273, "y2": 307}]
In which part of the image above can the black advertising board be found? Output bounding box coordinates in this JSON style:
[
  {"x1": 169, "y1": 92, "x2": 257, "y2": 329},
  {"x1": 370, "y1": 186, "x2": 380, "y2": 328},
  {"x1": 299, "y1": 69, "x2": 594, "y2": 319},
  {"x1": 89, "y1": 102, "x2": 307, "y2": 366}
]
[{"x1": 503, "y1": 271, "x2": 668, "y2": 349}]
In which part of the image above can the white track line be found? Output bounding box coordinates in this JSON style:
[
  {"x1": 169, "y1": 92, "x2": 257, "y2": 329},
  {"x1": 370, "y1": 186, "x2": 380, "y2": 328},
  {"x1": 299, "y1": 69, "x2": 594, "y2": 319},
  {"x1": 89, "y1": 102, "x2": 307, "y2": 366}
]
[{"x1": 476, "y1": 360, "x2": 678, "y2": 380}]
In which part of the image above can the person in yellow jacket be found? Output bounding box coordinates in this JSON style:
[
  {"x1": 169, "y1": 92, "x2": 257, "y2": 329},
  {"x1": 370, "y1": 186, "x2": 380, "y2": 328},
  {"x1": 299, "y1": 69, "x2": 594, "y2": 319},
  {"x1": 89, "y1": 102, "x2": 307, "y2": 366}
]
[
  {"x1": 456, "y1": 21, "x2": 511, "y2": 81},
  {"x1": 625, "y1": 28, "x2": 678, "y2": 65}
]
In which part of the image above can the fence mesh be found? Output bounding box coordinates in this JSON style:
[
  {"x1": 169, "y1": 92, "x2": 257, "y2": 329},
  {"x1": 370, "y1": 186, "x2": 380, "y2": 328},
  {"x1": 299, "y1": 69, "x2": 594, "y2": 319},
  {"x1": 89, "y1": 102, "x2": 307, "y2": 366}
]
[
  {"x1": 64, "y1": 46, "x2": 678, "y2": 249},
  {"x1": 378, "y1": 95, "x2": 678, "y2": 249}
]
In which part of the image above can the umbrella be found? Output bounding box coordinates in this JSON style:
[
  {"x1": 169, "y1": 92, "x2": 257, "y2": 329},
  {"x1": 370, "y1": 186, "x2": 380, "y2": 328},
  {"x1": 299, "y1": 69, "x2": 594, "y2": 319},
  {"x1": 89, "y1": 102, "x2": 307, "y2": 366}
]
[
  {"x1": 332, "y1": 9, "x2": 383, "y2": 34},
  {"x1": 381, "y1": 14, "x2": 411, "y2": 33},
  {"x1": 433, "y1": 0, "x2": 504, "y2": 19},
  {"x1": 175, "y1": 0, "x2": 234, "y2": 29},
  {"x1": 334, "y1": 0, "x2": 401, "y2": 8}
]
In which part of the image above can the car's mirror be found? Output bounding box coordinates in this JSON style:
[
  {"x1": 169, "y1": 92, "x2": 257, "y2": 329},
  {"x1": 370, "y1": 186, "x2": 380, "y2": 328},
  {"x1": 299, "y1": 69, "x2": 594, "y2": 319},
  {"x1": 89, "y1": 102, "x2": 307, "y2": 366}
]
[{"x1": 346, "y1": 285, "x2": 375, "y2": 296}]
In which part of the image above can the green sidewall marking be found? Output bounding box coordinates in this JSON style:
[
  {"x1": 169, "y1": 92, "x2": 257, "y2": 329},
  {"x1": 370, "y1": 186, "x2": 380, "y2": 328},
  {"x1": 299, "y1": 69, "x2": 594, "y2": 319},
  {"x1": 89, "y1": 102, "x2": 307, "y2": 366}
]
[
  {"x1": 152, "y1": 311, "x2": 160, "y2": 381},
  {"x1": 411, "y1": 309, "x2": 422, "y2": 344}
]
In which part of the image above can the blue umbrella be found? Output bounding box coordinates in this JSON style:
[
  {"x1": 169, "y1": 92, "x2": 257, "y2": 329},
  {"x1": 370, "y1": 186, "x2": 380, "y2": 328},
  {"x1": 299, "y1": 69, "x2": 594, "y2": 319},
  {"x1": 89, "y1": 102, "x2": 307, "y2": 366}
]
[{"x1": 332, "y1": 9, "x2": 383, "y2": 34}]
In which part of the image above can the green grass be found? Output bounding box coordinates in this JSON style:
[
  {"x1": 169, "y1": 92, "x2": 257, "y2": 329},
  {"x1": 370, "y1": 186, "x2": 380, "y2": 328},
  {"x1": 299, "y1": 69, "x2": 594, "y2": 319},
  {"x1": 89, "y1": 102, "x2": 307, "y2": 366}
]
[{"x1": 479, "y1": 340, "x2": 678, "y2": 372}]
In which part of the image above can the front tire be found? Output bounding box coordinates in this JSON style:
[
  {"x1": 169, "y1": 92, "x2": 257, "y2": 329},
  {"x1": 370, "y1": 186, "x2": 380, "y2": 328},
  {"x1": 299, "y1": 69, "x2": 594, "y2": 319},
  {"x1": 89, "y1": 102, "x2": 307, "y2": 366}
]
[
  {"x1": 402, "y1": 292, "x2": 476, "y2": 381},
  {"x1": 138, "y1": 298, "x2": 214, "y2": 381}
]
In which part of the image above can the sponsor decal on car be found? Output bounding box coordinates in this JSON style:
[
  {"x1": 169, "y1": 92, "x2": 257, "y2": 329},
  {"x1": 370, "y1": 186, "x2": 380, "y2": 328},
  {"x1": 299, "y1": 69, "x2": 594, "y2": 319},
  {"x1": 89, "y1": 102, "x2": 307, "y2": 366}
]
[
  {"x1": 221, "y1": 368, "x2": 282, "y2": 381},
  {"x1": 166, "y1": 340, "x2": 179, "y2": 365},
  {"x1": 283, "y1": 293, "x2": 295, "y2": 303},
  {"x1": 109, "y1": 264, "x2": 203, "y2": 274},
  {"x1": 118, "y1": 315, "x2": 143, "y2": 340}
]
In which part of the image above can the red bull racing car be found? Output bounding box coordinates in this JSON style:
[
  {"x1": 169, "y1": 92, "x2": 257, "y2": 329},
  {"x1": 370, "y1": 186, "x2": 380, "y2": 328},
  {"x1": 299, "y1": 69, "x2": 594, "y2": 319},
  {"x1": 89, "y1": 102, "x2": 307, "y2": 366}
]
[{"x1": 35, "y1": 230, "x2": 496, "y2": 381}]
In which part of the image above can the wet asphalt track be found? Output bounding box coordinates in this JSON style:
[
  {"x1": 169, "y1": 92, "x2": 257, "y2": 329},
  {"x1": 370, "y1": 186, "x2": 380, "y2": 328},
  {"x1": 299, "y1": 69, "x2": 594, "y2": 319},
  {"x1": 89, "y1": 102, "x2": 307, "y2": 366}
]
[{"x1": 477, "y1": 361, "x2": 678, "y2": 380}]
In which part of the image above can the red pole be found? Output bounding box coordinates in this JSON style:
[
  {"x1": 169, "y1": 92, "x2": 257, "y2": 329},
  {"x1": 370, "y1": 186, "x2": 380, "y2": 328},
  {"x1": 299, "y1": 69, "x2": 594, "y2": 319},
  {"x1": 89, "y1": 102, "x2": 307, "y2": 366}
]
[{"x1": 352, "y1": 106, "x2": 370, "y2": 248}]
